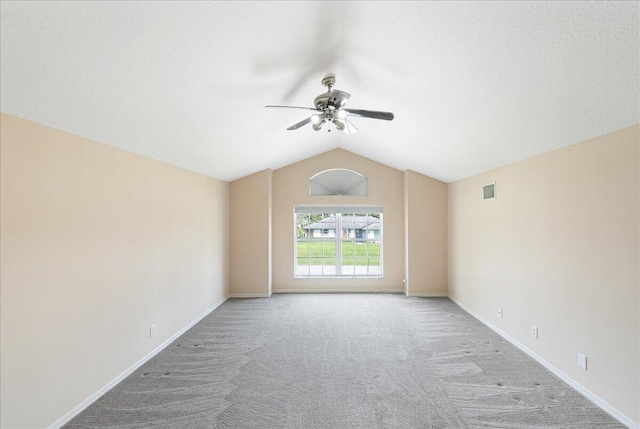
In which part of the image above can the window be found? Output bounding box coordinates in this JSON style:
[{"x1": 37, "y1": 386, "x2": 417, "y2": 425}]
[
  {"x1": 309, "y1": 169, "x2": 367, "y2": 196},
  {"x1": 295, "y1": 206, "x2": 383, "y2": 278}
]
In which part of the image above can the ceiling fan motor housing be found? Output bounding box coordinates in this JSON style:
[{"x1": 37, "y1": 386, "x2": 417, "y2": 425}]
[
  {"x1": 314, "y1": 92, "x2": 331, "y2": 110},
  {"x1": 314, "y1": 90, "x2": 350, "y2": 110}
]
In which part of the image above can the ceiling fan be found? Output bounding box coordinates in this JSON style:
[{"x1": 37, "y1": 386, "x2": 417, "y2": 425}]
[{"x1": 265, "y1": 74, "x2": 394, "y2": 135}]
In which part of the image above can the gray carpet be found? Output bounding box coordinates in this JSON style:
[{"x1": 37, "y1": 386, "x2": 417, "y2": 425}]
[{"x1": 65, "y1": 294, "x2": 624, "y2": 428}]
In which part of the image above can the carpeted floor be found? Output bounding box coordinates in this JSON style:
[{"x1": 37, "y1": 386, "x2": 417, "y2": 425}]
[{"x1": 65, "y1": 294, "x2": 624, "y2": 428}]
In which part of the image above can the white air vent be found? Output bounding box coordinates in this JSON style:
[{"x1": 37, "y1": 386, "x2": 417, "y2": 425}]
[{"x1": 483, "y1": 182, "x2": 496, "y2": 201}]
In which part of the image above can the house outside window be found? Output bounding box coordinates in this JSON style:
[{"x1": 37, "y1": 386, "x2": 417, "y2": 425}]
[{"x1": 295, "y1": 206, "x2": 383, "y2": 278}]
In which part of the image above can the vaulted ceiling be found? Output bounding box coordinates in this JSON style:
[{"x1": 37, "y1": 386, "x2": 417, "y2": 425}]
[{"x1": 1, "y1": 1, "x2": 638, "y2": 183}]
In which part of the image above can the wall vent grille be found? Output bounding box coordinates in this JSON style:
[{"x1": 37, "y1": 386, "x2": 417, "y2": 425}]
[{"x1": 483, "y1": 182, "x2": 496, "y2": 201}]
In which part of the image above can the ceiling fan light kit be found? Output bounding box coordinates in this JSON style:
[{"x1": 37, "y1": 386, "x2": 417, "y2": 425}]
[{"x1": 266, "y1": 74, "x2": 394, "y2": 134}]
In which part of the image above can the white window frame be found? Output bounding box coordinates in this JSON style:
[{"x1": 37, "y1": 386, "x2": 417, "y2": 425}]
[{"x1": 294, "y1": 205, "x2": 383, "y2": 278}]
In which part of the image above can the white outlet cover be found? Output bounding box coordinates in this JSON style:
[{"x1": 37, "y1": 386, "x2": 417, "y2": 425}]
[
  {"x1": 531, "y1": 326, "x2": 538, "y2": 339},
  {"x1": 578, "y1": 353, "x2": 587, "y2": 370}
]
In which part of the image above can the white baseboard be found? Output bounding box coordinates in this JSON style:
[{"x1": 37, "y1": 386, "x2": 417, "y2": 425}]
[
  {"x1": 407, "y1": 292, "x2": 448, "y2": 297},
  {"x1": 50, "y1": 293, "x2": 636, "y2": 429},
  {"x1": 272, "y1": 288, "x2": 405, "y2": 294},
  {"x1": 49, "y1": 296, "x2": 229, "y2": 429},
  {"x1": 229, "y1": 293, "x2": 271, "y2": 298},
  {"x1": 447, "y1": 294, "x2": 638, "y2": 429}
]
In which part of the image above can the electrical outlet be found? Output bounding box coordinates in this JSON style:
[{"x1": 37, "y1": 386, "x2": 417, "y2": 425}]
[
  {"x1": 150, "y1": 324, "x2": 156, "y2": 338},
  {"x1": 497, "y1": 308, "x2": 503, "y2": 319},
  {"x1": 531, "y1": 326, "x2": 538, "y2": 339},
  {"x1": 578, "y1": 353, "x2": 587, "y2": 370}
]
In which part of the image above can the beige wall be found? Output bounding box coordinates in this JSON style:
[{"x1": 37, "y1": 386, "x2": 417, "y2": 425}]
[
  {"x1": 5, "y1": 110, "x2": 634, "y2": 426},
  {"x1": 404, "y1": 170, "x2": 448, "y2": 296},
  {"x1": 0, "y1": 114, "x2": 230, "y2": 429},
  {"x1": 448, "y1": 125, "x2": 639, "y2": 425},
  {"x1": 229, "y1": 169, "x2": 272, "y2": 297},
  {"x1": 272, "y1": 149, "x2": 405, "y2": 292}
]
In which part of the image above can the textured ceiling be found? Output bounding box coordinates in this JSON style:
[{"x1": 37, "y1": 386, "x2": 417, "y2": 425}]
[{"x1": 1, "y1": 1, "x2": 638, "y2": 183}]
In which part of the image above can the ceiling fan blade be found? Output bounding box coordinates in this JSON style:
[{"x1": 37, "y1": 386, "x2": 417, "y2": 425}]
[
  {"x1": 344, "y1": 109, "x2": 394, "y2": 121},
  {"x1": 344, "y1": 118, "x2": 359, "y2": 135},
  {"x1": 287, "y1": 117, "x2": 313, "y2": 130},
  {"x1": 265, "y1": 105, "x2": 320, "y2": 112}
]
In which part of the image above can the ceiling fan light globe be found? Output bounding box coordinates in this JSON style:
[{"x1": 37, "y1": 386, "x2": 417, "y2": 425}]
[
  {"x1": 336, "y1": 109, "x2": 347, "y2": 120},
  {"x1": 311, "y1": 114, "x2": 321, "y2": 125}
]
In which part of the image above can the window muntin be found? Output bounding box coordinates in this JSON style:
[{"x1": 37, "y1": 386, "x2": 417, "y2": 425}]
[{"x1": 295, "y1": 206, "x2": 382, "y2": 278}]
